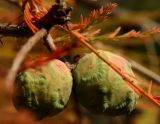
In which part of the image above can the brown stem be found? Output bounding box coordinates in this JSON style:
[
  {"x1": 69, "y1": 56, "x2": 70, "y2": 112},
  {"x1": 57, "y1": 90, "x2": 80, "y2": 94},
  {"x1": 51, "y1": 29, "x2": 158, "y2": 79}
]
[
  {"x1": 0, "y1": 23, "x2": 32, "y2": 37},
  {"x1": 43, "y1": 33, "x2": 57, "y2": 52},
  {"x1": 5, "y1": 28, "x2": 47, "y2": 92},
  {"x1": 130, "y1": 59, "x2": 160, "y2": 84}
]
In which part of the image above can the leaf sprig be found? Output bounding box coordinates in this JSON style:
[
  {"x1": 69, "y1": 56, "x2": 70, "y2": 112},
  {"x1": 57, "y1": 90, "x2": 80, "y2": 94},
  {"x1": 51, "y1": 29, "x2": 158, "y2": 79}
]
[
  {"x1": 79, "y1": 3, "x2": 117, "y2": 31},
  {"x1": 91, "y1": 26, "x2": 160, "y2": 42}
]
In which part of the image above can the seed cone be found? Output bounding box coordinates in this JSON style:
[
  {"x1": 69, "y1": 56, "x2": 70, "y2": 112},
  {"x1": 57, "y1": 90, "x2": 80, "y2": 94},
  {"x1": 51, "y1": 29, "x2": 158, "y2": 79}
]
[
  {"x1": 13, "y1": 59, "x2": 73, "y2": 119},
  {"x1": 73, "y1": 50, "x2": 138, "y2": 116}
]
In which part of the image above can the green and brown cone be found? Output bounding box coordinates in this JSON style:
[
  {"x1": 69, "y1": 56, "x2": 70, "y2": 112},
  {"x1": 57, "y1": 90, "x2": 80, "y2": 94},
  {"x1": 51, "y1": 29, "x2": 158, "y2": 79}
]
[
  {"x1": 13, "y1": 59, "x2": 73, "y2": 119},
  {"x1": 73, "y1": 50, "x2": 138, "y2": 116}
]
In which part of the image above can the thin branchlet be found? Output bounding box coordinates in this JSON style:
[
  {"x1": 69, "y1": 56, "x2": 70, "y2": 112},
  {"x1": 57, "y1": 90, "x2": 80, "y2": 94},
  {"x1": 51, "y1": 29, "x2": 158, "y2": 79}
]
[
  {"x1": 5, "y1": 28, "x2": 47, "y2": 93},
  {"x1": 0, "y1": 23, "x2": 31, "y2": 37},
  {"x1": 68, "y1": 29, "x2": 160, "y2": 107}
]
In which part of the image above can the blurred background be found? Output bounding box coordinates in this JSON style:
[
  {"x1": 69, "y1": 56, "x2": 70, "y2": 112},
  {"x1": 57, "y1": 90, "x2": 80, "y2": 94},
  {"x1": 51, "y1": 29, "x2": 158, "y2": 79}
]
[{"x1": 0, "y1": 0, "x2": 160, "y2": 124}]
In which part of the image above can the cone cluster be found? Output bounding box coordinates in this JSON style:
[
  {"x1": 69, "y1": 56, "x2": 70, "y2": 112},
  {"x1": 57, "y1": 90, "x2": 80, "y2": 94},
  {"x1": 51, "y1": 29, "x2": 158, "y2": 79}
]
[{"x1": 13, "y1": 50, "x2": 138, "y2": 119}]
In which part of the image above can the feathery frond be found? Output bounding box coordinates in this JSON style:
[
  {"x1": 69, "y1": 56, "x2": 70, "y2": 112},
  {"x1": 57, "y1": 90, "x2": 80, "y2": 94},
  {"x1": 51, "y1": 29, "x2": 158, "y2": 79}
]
[{"x1": 79, "y1": 3, "x2": 117, "y2": 31}]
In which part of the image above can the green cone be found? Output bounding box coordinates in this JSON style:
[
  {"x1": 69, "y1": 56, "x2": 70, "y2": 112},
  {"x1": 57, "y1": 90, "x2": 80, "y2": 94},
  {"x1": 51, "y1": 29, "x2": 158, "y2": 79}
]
[
  {"x1": 73, "y1": 50, "x2": 138, "y2": 116},
  {"x1": 13, "y1": 59, "x2": 73, "y2": 119}
]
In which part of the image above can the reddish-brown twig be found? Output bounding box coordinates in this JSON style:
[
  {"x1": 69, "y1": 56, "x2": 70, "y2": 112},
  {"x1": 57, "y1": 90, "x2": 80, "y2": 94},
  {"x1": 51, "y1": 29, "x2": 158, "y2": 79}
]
[{"x1": 69, "y1": 30, "x2": 160, "y2": 107}]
